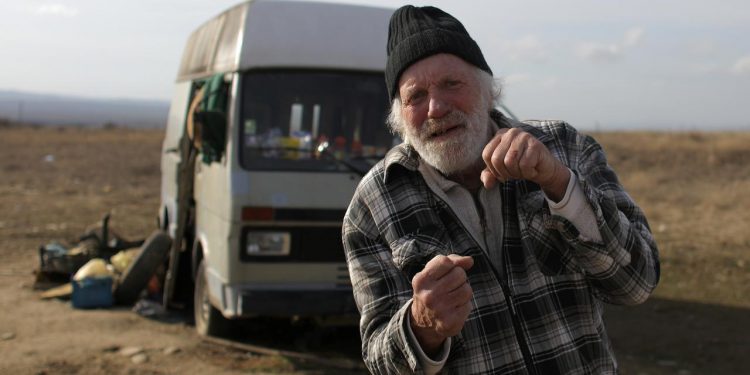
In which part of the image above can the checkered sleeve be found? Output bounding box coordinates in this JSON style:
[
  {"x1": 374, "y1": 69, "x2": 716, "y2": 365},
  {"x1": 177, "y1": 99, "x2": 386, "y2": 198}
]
[
  {"x1": 342, "y1": 178, "x2": 425, "y2": 374},
  {"x1": 545, "y1": 122, "x2": 661, "y2": 305}
]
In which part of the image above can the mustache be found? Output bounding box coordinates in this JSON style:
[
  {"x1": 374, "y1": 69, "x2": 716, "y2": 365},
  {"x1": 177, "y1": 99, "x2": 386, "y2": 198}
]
[{"x1": 420, "y1": 111, "x2": 469, "y2": 138}]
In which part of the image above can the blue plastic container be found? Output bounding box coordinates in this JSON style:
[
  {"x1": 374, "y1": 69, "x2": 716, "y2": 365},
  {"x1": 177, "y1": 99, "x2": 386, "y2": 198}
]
[{"x1": 71, "y1": 277, "x2": 114, "y2": 309}]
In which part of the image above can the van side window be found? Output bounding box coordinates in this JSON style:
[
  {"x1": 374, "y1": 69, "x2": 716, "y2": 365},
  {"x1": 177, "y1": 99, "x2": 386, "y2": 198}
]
[{"x1": 187, "y1": 74, "x2": 230, "y2": 163}]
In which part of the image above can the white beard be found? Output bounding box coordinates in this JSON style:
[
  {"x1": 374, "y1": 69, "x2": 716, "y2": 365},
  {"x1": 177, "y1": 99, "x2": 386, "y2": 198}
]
[{"x1": 404, "y1": 106, "x2": 491, "y2": 176}]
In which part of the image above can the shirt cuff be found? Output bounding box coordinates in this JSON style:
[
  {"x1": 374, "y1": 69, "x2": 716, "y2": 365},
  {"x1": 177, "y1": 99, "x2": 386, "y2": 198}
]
[
  {"x1": 545, "y1": 169, "x2": 603, "y2": 243},
  {"x1": 403, "y1": 301, "x2": 451, "y2": 374}
]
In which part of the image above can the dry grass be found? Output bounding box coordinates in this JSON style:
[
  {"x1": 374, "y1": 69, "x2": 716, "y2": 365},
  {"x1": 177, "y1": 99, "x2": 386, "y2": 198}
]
[
  {"x1": 0, "y1": 126, "x2": 162, "y2": 268},
  {"x1": 592, "y1": 131, "x2": 750, "y2": 308}
]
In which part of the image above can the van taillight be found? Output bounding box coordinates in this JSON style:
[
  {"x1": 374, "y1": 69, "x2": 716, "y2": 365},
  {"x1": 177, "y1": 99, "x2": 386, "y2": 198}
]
[{"x1": 242, "y1": 207, "x2": 274, "y2": 221}]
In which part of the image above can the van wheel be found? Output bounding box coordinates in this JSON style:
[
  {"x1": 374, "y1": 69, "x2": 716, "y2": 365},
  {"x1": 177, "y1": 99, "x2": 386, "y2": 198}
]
[
  {"x1": 114, "y1": 230, "x2": 171, "y2": 305},
  {"x1": 194, "y1": 259, "x2": 231, "y2": 336}
]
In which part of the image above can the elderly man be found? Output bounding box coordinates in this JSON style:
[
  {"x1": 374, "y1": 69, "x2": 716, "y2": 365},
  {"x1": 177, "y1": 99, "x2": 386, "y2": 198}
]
[{"x1": 342, "y1": 5, "x2": 659, "y2": 374}]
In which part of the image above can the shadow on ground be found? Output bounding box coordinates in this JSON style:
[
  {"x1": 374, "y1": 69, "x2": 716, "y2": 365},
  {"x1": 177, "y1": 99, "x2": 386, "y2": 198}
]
[
  {"x1": 208, "y1": 297, "x2": 748, "y2": 374},
  {"x1": 606, "y1": 297, "x2": 749, "y2": 374}
]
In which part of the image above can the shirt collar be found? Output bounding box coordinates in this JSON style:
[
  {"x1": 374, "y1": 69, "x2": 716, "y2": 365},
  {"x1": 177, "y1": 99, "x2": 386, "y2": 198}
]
[{"x1": 418, "y1": 159, "x2": 463, "y2": 193}]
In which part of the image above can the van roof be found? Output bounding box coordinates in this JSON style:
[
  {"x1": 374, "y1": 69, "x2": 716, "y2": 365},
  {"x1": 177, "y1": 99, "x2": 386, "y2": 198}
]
[{"x1": 177, "y1": 0, "x2": 394, "y2": 82}]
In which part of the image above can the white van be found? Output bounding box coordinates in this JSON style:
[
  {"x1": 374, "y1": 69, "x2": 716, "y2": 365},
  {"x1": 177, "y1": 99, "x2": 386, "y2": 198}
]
[{"x1": 158, "y1": 0, "x2": 396, "y2": 335}]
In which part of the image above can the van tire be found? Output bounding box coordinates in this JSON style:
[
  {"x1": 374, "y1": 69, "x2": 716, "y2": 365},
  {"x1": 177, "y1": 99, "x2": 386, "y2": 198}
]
[
  {"x1": 194, "y1": 259, "x2": 231, "y2": 337},
  {"x1": 114, "y1": 230, "x2": 171, "y2": 305}
]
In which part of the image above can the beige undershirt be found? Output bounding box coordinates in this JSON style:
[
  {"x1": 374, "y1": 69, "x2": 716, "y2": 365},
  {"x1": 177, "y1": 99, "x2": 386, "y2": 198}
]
[{"x1": 406, "y1": 161, "x2": 603, "y2": 374}]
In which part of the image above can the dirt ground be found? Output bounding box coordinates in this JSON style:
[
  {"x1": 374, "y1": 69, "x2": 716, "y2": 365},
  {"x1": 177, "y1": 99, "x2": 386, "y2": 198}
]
[{"x1": 0, "y1": 125, "x2": 748, "y2": 374}]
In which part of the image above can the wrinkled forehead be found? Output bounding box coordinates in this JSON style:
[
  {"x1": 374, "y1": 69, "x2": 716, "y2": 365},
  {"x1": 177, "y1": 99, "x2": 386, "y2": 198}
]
[{"x1": 398, "y1": 54, "x2": 478, "y2": 92}]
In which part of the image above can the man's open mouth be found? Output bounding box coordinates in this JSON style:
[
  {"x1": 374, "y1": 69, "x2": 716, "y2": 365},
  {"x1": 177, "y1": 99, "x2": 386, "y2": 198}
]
[{"x1": 428, "y1": 123, "x2": 464, "y2": 139}]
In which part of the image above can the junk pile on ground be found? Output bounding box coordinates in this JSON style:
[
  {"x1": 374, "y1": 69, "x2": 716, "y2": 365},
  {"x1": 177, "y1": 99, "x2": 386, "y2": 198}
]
[{"x1": 35, "y1": 214, "x2": 171, "y2": 309}]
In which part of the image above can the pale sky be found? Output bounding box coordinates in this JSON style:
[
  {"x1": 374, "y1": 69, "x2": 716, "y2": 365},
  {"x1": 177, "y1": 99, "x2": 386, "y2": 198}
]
[{"x1": 1, "y1": 0, "x2": 749, "y2": 130}]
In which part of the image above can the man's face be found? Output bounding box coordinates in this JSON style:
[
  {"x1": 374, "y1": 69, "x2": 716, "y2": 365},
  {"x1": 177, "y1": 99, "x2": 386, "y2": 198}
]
[{"x1": 397, "y1": 53, "x2": 492, "y2": 175}]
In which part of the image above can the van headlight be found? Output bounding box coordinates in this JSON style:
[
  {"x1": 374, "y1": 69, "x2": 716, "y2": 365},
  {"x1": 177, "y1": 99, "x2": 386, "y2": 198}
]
[{"x1": 245, "y1": 231, "x2": 291, "y2": 256}]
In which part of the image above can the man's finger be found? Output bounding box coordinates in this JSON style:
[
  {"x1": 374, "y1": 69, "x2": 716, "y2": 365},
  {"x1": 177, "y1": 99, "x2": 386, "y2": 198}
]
[
  {"x1": 504, "y1": 134, "x2": 529, "y2": 179},
  {"x1": 490, "y1": 128, "x2": 522, "y2": 181},
  {"x1": 482, "y1": 131, "x2": 504, "y2": 179},
  {"x1": 448, "y1": 283, "x2": 473, "y2": 308},
  {"x1": 422, "y1": 255, "x2": 461, "y2": 280},
  {"x1": 480, "y1": 168, "x2": 497, "y2": 189},
  {"x1": 431, "y1": 266, "x2": 469, "y2": 294},
  {"x1": 518, "y1": 141, "x2": 541, "y2": 180}
]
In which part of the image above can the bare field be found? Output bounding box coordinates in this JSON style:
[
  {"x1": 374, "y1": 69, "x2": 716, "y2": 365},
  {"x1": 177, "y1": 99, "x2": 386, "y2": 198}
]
[{"x1": 1, "y1": 126, "x2": 748, "y2": 374}]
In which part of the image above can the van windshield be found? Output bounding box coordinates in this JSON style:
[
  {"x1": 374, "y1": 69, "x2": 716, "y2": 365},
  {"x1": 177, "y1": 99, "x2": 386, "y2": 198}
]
[{"x1": 239, "y1": 70, "x2": 397, "y2": 173}]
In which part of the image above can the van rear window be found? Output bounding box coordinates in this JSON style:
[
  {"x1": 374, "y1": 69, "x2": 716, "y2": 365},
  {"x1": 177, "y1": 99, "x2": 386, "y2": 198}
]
[{"x1": 239, "y1": 70, "x2": 396, "y2": 173}]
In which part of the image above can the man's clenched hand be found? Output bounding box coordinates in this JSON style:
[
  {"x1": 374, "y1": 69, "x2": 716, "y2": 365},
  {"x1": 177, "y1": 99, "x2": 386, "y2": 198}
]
[
  {"x1": 410, "y1": 254, "x2": 474, "y2": 357},
  {"x1": 480, "y1": 128, "x2": 570, "y2": 201}
]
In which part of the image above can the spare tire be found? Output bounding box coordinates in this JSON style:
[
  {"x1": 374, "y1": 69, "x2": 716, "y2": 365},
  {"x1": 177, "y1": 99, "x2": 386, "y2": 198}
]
[{"x1": 114, "y1": 230, "x2": 171, "y2": 305}]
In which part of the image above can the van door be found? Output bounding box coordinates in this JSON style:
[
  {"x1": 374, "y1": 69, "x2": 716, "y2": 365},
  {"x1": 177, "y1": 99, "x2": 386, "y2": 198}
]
[{"x1": 160, "y1": 81, "x2": 193, "y2": 235}]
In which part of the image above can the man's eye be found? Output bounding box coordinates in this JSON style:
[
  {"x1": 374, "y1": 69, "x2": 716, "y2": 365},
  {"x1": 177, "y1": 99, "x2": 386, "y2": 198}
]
[{"x1": 406, "y1": 92, "x2": 426, "y2": 105}]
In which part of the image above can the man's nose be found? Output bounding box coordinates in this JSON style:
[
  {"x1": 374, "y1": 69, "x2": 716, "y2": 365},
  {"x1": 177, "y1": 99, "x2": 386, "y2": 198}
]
[{"x1": 427, "y1": 94, "x2": 450, "y2": 119}]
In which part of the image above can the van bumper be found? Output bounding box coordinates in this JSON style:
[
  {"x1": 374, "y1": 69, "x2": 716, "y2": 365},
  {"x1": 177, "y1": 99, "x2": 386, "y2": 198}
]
[{"x1": 217, "y1": 283, "x2": 358, "y2": 318}]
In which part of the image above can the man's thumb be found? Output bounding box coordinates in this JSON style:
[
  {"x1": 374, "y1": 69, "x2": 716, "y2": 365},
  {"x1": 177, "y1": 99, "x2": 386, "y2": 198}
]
[{"x1": 447, "y1": 254, "x2": 474, "y2": 271}]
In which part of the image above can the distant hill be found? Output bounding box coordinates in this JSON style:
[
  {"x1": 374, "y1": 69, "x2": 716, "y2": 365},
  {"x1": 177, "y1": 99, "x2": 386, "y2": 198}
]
[{"x1": 0, "y1": 90, "x2": 169, "y2": 128}]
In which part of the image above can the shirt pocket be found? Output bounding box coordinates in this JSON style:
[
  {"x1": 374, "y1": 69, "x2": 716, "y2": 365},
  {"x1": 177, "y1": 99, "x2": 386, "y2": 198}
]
[
  {"x1": 390, "y1": 226, "x2": 450, "y2": 281},
  {"x1": 518, "y1": 189, "x2": 580, "y2": 276}
]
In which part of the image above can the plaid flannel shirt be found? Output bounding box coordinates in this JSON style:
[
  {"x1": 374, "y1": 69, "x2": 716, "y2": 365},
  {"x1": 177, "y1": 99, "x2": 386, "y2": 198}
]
[{"x1": 342, "y1": 113, "x2": 660, "y2": 374}]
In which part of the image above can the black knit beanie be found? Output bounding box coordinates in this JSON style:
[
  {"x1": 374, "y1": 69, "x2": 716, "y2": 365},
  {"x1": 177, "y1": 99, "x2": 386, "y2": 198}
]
[{"x1": 385, "y1": 5, "x2": 492, "y2": 100}]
